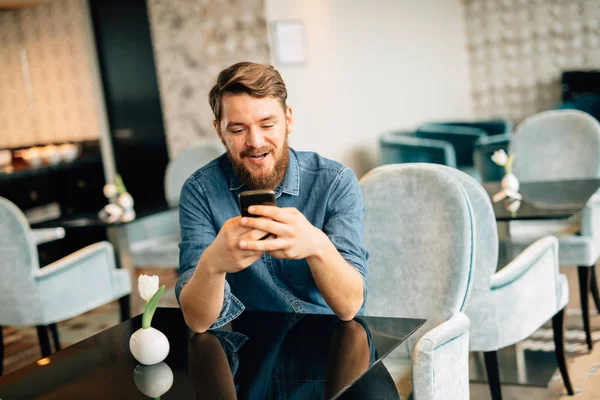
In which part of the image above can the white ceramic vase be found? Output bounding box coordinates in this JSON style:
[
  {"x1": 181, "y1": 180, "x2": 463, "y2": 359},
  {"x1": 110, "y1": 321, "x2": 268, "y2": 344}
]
[
  {"x1": 501, "y1": 173, "x2": 520, "y2": 192},
  {"x1": 133, "y1": 362, "x2": 174, "y2": 398},
  {"x1": 129, "y1": 327, "x2": 170, "y2": 365}
]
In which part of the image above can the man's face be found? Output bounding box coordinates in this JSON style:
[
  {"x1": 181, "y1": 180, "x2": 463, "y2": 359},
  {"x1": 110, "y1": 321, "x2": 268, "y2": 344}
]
[{"x1": 215, "y1": 93, "x2": 293, "y2": 190}]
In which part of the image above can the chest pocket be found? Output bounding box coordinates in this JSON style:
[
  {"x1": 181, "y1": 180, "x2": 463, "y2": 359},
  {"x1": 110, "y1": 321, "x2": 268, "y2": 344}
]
[{"x1": 277, "y1": 258, "x2": 315, "y2": 286}]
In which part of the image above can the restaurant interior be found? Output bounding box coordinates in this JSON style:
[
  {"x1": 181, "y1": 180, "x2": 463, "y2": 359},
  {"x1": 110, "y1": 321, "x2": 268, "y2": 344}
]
[{"x1": 1, "y1": 0, "x2": 600, "y2": 399}]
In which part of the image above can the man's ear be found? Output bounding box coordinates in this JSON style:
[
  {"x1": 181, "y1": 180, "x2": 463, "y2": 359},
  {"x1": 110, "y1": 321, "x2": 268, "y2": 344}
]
[
  {"x1": 285, "y1": 106, "x2": 293, "y2": 135},
  {"x1": 213, "y1": 119, "x2": 222, "y2": 140}
]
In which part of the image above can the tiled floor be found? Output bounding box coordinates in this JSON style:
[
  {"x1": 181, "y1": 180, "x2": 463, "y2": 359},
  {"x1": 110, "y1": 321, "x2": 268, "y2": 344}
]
[{"x1": 3, "y1": 266, "x2": 600, "y2": 399}]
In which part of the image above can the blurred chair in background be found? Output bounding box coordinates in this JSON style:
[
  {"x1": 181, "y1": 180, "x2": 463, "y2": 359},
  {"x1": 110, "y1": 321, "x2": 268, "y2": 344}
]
[
  {"x1": 473, "y1": 133, "x2": 512, "y2": 182},
  {"x1": 380, "y1": 120, "x2": 511, "y2": 181},
  {"x1": 360, "y1": 164, "x2": 474, "y2": 400},
  {"x1": 126, "y1": 142, "x2": 223, "y2": 269},
  {"x1": 509, "y1": 109, "x2": 600, "y2": 351},
  {"x1": 0, "y1": 197, "x2": 131, "y2": 376}
]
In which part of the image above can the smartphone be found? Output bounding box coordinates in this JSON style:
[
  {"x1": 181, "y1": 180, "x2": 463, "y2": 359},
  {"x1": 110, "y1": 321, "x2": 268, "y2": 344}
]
[{"x1": 239, "y1": 190, "x2": 277, "y2": 217}]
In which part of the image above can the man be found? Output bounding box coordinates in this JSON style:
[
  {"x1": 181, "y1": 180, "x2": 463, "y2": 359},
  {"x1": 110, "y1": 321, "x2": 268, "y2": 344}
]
[{"x1": 177, "y1": 62, "x2": 368, "y2": 333}]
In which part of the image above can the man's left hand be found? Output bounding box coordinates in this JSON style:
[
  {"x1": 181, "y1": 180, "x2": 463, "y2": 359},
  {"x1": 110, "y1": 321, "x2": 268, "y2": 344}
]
[{"x1": 239, "y1": 205, "x2": 325, "y2": 260}]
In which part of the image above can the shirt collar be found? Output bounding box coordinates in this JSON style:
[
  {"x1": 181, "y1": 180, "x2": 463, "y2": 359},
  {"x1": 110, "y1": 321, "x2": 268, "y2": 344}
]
[{"x1": 229, "y1": 148, "x2": 300, "y2": 197}]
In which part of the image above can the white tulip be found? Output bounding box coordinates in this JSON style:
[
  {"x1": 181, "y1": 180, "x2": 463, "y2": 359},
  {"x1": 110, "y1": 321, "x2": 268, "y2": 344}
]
[
  {"x1": 491, "y1": 150, "x2": 508, "y2": 166},
  {"x1": 506, "y1": 200, "x2": 521, "y2": 213},
  {"x1": 103, "y1": 184, "x2": 118, "y2": 198},
  {"x1": 117, "y1": 192, "x2": 134, "y2": 211},
  {"x1": 138, "y1": 275, "x2": 159, "y2": 302}
]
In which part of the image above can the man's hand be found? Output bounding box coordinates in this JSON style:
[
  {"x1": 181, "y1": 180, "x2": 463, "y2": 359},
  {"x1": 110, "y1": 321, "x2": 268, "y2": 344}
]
[
  {"x1": 207, "y1": 216, "x2": 269, "y2": 274},
  {"x1": 239, "y1": 206, "x2": 326, "y2": 259}
]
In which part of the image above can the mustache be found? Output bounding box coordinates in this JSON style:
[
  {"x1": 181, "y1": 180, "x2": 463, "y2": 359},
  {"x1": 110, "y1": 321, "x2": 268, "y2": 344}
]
[{"x1": 241, "y1": 147, "x2": 273, "y2": 157}]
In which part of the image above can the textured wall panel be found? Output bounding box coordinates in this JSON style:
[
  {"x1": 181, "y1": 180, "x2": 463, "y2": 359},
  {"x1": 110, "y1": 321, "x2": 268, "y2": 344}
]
[
  {"x1": 464, "y1": 0, "x2": 600, "y2": 124},
  {"x1": 147, "y1": 0, "x2": 271, "y2": 159},
  {"x1": 0, "y1": 0, "x2": 101, "y2": 149}
]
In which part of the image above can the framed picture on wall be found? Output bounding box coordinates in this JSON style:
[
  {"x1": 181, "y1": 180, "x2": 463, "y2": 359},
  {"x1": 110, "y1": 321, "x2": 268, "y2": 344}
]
[{"x1": 271, "y1": 20, "x2": 307, "y2": 65}]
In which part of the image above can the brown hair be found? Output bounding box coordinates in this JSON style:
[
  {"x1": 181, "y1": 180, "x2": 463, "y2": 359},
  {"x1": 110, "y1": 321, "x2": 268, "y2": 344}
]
[{"x1": 209, "y1": 62, "x2": 288, "y2": 122}]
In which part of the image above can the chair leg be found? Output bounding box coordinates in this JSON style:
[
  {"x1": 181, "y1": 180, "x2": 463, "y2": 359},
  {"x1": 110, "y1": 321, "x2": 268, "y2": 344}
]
[
  {"x1": 0, "y1": 325, "x2": 4, "y2": 376},
  {"x1": 577, "y1": 266, "x2": 593, "y2": 350},
  {"x1": 36, "y1": 325, "x2": 51, "y2": 358},
  {"x1": 48, "y1": 323, "x2": 61, "y2": 353},
  {"x1": 484, "y1": 351, "x2": 503, "y2": 400},
  {"x1": 552, "y1": 308, "x2": 575, "y2": 395},
  {"x1": 591, "y1": 266, "x2": 600, "y2": 314},
  {"x1": 119, "y1": 295, "x2": 131, "y2": 322}
]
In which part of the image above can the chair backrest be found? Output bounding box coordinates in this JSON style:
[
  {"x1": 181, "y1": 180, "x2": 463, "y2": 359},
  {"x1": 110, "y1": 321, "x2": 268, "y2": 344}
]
[
  {"x1": 416, "y1": 123, "x2": 487, "y2": 167},
  {"x1": 424, "y1": 165, "x2": 499, "y2": 299},
  {"x1": 360, "y1": 164, "x2": 475, "y2": 350},
  {"x1": 437, "y1": 120, "x2": 513, "y2": 136},
  {"x1": 380, "y1": 132, "x2": 457, "y2": 167},
  {"x1": 0, "y1": 197, "x2": 41, "y2": 314},
  {"x1": 510, "y1": 110, "x2": 600, "y2": 182},
  {"x1": 164, "y1": 142, "x2": 224, "y2": 206}
]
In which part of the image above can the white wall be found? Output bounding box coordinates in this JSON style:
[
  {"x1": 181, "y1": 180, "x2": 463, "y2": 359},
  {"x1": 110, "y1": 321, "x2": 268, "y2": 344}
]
[{"x1": 265, "y1": 0, "x2": 473, "y2": 176}]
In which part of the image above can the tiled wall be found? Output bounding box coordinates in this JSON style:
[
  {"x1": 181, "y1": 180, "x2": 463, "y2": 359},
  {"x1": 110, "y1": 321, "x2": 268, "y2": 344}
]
[
  {"x1": 464, "y1": 0, "x2": 600, "y2": 124},
  {"x1": 146, "y1": 0, "x2": 271, "y2": 159},
  {"x1": 0, "y1": 0, "x2": 101, "y2": 149}
]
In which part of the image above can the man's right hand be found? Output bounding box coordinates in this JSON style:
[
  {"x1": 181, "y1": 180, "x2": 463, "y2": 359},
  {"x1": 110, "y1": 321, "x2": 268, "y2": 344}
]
[{"x1": 204, "y1": 216, "x2": 268, "y2": 274}]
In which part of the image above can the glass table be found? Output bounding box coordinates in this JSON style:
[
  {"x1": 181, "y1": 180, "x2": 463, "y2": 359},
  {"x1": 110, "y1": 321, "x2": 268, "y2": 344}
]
[
  {"x1": 0, "y1": 308, "x2": 425, "y2": 399},
  {"x1": 484, "y1": 178, "x2": 600, "y2": 268}
]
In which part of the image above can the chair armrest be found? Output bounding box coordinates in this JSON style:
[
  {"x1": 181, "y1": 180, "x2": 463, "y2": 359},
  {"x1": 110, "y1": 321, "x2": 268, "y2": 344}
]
[
  {"x1": 380, "y1": 134, "x2": 457, "y2": 167},
  {"x1": 31, "y1": 228, "x2": 66, "y2": 245},
  {"x1": 34, "y1": 241, "x2": 116, "y2": 281},
  {"x1": 491, "y1": 236, "x2": 558, "y2": 289},
  {"x1": 412, "y1": 312, "x2": 470, "y2": 400},
  {"x1": 474, "y1": 132, "x2": 512, "y2": 148}
]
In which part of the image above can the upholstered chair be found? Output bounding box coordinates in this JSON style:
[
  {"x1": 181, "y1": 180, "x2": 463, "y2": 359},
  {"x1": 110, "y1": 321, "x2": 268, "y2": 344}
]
[
  {"x1": 360, "y1": 164, "x2": 474, "y2": 400},
  {"x1": 0, "y1": 197, "x2": 131, "y2": 376},
  {"x1": 126, "y1": 142, "x2": 223, "y2": 268},
  {"x1": 380, "y1": 131, "x2": 457, "y2": 167},
  {"x1": 433, "y1": 164, "x2": 573, "y2": 400},
  {"x1": 508, "y1": 110, "x2": 600, "y2": 350}
]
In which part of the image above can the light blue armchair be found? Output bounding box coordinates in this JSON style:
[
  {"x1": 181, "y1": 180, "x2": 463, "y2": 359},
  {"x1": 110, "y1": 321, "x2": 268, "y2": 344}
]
[
  {"x1": 360, "y1": 164, "x2": 475, "y2": 399},
  {"x1": 508, "y1": 109, "x2": 600, "y2": 351},
  {"x1": 126, "y1": 142, "x2": 223, "y2": 268},
  {"x1": 434, "y1": 165, "x2": 574, "y2": 399},
  {"x1": 0, "y1": 197, "x2": 131, "y2": 376}
]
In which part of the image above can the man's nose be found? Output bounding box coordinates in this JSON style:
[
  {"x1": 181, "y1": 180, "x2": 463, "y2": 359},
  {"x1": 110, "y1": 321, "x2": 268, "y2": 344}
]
[{"x1": 246, "y1": 127, "x2": 265, "y2": 148}]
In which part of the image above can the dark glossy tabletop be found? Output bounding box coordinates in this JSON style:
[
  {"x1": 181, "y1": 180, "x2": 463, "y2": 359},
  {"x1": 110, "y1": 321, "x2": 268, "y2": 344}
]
[
  {"x1": 483, "y1": 178, "x2": 600, "y2": 221},
  {"x1": 30, "y1": 205, "x2": 175, "y2": 229},
  {"x1": 0, "y1": 308, "x2": 425, "y2": 400}
]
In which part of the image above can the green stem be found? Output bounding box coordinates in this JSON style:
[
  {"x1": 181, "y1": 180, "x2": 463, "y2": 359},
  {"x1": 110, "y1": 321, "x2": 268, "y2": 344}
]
[{"x1": 142, "y1": 285, "x2": 165, "y2": 329}]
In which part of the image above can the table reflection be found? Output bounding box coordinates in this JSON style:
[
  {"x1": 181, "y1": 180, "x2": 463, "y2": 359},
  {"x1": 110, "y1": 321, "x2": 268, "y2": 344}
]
[{"x1": 188, "y1": 312, "x2": 399, "y2": 400}]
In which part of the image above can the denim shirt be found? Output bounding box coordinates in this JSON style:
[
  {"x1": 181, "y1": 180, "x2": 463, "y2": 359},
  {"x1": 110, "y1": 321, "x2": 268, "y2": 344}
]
[{"x1": 176, "y1": 148, "x2": 368, "y2": 329}]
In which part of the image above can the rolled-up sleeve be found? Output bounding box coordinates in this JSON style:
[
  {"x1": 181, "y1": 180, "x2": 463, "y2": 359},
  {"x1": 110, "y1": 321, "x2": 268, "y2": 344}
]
[
  {"x1": 177, "y1": 176, "x2": 245, "y2": 329},
  {"x1": 323, "y1": 168, "x2": 369, "y2": 303}
]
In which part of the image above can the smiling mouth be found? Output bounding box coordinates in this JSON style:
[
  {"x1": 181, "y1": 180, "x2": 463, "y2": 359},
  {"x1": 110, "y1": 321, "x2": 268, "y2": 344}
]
[{"x1": 247, "y1": 152, "x2": 269, "y2": 161}]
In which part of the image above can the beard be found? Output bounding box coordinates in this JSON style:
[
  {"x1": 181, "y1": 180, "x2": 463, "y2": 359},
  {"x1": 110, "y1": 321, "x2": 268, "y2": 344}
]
[{"x1": 226, "y1": 137, "x2": 290, "y2": 190}]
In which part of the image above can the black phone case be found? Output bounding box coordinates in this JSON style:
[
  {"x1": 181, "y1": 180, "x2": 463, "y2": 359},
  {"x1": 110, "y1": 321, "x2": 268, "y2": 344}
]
[{"x1": 239, "y1": 192, "x2": 277, "y2": 217}]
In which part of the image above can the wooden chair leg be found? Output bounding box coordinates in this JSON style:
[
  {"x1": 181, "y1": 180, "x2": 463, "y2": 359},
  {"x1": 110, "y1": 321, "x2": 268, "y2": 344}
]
[
  {"x1": 48, "y1": 323, "x2": 61, "y2": 352},
  {"x1": 552, "y1": 308, "x2": 575, "y2": 395},
  {"x1": 484, "y1": 350, "x2": 503, "y2": 400},
  {"x1": 577, "y1": 266, "x2": 593, "y2": 350},
  {"x1": 591, "y1": 266, "x2": 600, "y2": 314},
  {"x1": 0, "y1": 325, "x2": 4, "y2": 376},
  {"x1": 119, "y1": 295, "x2": 131, "y2": 322},
  {"x1": 36, "y1": 325, "x2": 51, "y2": 358}
]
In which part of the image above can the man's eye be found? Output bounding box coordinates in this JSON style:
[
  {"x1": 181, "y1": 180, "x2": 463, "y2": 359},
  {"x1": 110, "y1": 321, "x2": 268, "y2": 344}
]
[
  {"x1": 261, "y1": 125, "x2": 274, "y2": 129},
  {"x1": 231, "y1": 128, "x2": 244, "y2": 134}
]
